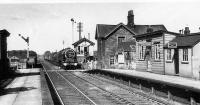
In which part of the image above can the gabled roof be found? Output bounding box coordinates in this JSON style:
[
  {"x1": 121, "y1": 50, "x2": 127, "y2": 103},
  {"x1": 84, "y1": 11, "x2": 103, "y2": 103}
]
[
  {"x1": 165, "y1": 33, "x2": 200, "y2": 48},
  {"x1": 104, "y1": 23, "x2": 136, "y2": 39},
  {"x1": 72, "y1": 37, "x2": 95, "y2": 47},
  {"x1": 95, "y1": 23, "x2": 167, "y2": 39},
  {"x1": 118, "y1": 41, "x2": 136, "y2": 52},
  {"x1": 95, "y1": 24, "x2": 116, "y2": 39}
]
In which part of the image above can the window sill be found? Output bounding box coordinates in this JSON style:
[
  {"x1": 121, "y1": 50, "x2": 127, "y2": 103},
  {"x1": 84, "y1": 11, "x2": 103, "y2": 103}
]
[
  {"x1": 154, "y1": 60, "x2": 161, "y2": 62},
  {"x1": 181, "y1": 61, "x2": 189, "y2": 64},
  {"x1": 119, "y1": 63, "x2": 125, "y2": 64},
  {"x1": 138, "y1": 59, "x2": 145, "y2": 61},
  {"x1": 166, "y1": 60, "x2": 173, "y2": 63}
]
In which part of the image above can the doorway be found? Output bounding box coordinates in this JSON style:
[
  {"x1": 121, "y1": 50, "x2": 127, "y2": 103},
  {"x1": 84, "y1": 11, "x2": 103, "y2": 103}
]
[
  {"x1": 145, "y1": 46, "x2": 152, "y2": 71},
  {"x1": 174, "y1": 49, "x2": 179, "y2": 75}
]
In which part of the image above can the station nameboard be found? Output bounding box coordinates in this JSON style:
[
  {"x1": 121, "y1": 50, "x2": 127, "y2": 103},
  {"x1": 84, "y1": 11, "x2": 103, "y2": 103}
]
[{"x1": 168, "y1": 42, "x2": 177, "y2": 48}]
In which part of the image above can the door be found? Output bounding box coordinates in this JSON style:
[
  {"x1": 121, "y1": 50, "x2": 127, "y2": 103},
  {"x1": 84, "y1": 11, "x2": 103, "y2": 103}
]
[
  {"x1": 174, "y1": 49, "x2": 179, "y2": 74},
  {"x1": 145, "y1": 46, "x2": 152, "y2": 71}
]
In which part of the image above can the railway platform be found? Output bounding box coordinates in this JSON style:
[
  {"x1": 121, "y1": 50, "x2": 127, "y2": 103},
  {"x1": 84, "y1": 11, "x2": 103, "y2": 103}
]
[
  {"x1": 101, "y1": 69, "x2": 200, "y2": 91},
  {"x1": 94, "y1": 69, "x2": 200, "y2": 104},
  {"x1": 0, "y1": 68, "x2": 42, "y2": 105}
]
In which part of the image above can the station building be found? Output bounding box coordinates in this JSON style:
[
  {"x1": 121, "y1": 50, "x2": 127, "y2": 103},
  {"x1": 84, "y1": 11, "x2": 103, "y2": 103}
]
[
  {"x1": 95, "y1": 10, "x2": 167, "y2": 69},
  {"x1": 135, "y1": 30, "x2": 180, "y2": 74},
  {"x1": 72, "y1": 37, "x2": 95, "y2": 63},
  {"x1": 164, "y1": 27, "x2": 200, "y2": 79},
  {"x1": 0, "y1": 29, "x2": 10, "y2": 75}
]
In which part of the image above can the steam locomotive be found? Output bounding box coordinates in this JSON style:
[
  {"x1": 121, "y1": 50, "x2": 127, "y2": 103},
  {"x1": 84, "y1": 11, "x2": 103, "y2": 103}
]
[
  {"x1": 62, "y1": 48, "x2": 78, "y2": 69},
  {"x1": 48, "y1": 47, "x2": 82, "y2": 70}
]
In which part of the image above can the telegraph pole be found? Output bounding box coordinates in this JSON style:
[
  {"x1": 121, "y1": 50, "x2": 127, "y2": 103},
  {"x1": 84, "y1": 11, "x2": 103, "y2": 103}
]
[
  {"x1": 77, "y1": 22, "x2": 83, "y2": 40},
  {"x1": 19, "y1": 34, "x2": 29, "y2": 59}
]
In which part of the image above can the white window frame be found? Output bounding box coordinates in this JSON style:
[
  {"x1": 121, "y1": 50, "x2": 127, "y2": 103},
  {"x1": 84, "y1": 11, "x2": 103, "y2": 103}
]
[
  {"x1": 139, "y1": 45, "x2": 144, "y2": 60},
  {"x1": 118, "y1": 36, "x2": 125, "y2": 45},
  {"x1": 182, "y1": 48, "x2": 188, "y2": 62},
  {"x1": 154, "y1": 43, "x2": 161, "y2": 61},
  {"x1": 166, "y1": 49, "x2": 172, "y2": 61},
  {"x1": 110, "y1": 56, "x2": 115, "y2": 65}
]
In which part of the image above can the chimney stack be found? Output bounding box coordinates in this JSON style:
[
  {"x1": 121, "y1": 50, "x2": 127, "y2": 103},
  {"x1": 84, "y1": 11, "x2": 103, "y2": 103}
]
[
  {"x1": 127, "y1": 10, "x2": 134, "y2": 27},
  {"x1": 184, "y1": 27, "x2": 190, "y2": 35}
]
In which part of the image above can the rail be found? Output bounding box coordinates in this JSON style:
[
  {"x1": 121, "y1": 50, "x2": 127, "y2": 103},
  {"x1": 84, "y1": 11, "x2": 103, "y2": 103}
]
[{"x1": 41, "y1": 63, "x2": 65, "y2": 105}]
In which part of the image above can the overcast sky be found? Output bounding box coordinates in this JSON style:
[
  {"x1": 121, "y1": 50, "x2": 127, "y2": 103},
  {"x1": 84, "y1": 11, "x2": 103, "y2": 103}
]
[{"x1": 2, "y1": 0, "x2": 200, "y2": 54}]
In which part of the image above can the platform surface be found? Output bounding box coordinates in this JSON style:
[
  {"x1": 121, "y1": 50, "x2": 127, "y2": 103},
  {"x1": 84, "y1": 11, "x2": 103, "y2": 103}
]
[
  {"x1": 0, "y1": 68, "x2": 42, "y2": 105},
  {"x1": 102, "y1": 69, "x2": 200, "y2": 91}
]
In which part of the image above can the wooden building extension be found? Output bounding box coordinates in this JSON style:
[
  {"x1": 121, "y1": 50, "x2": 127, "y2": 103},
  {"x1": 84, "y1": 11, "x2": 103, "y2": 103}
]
[
  {"x1": 135, "y1": 30, "x2": 180, "y2": 74},
  {"x1": 164, "y1": 28, "x2": 200, "y2": 79}
]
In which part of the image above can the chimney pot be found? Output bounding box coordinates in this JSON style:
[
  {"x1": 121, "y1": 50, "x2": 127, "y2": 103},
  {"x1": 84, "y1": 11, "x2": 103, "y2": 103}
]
[{"x1": 184, "y1": 27, "x2": 190, "y2": 35}]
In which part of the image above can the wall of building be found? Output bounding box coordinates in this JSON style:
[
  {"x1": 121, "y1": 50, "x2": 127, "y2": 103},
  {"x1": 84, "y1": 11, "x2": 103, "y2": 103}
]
[
  {"x1": 179, "y1": 48, "x2": 192, "y2": 78},
  {"x1": 104, "y1": 27, "x2": 135, "y2": 69},
  {"x1": 192, "y1": 43, "x2": 200, "y2": 79},
  {"x1": 164, "y1": 33, "x2": 176, "y2": 45},
  {"x1": 136, "y1": 35, "x2": 165, "y2": 74},
  {"x1": 136, "y1": 40, "x2": 148, "y2": 71},
  {"x1": 163, "y1": 33, "x2": 177, "y2": 75},
  {"x1": 151, "y1": 36, "x2": 165, "y2": 74},
  {"x1": 75, "y1": 41, "x2": 95, "y2": 64}
]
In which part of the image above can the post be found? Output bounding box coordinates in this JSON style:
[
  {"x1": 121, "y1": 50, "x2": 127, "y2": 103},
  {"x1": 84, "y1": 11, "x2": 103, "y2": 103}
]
[
  {"x1": 139, "y1": 84, "x2": 142, "y2": 90},
  {"x1": 71, "y1": 18, "x2": 76, "y2": 43},
  {"x1": 72, "y1": 20, "x2": 74, "y2": 43},
  {"x1": 168, "y1": 91, "x2": 171, "y2": 100},
  {"x1": 128, "y1": 80, "x2": 131, "y2": 86},
  {"x1": 190, "y1": 97, "x2": 196, "y2": 105},
  {"x1": 151, "y1": 87, "x2": 155, "y2": 94},
  {"x1": 27, "y1": 42, "x2": 29, "y2": 59}
]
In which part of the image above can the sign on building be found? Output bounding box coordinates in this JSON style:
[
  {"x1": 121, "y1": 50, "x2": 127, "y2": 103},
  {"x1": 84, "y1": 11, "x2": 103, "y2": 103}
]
[
  {"x1": 118, "y1": 54, "x2": 124, "y2": 64},
  {"x1": 168, "y1": 42, "x2": 177, "y2": 48}
]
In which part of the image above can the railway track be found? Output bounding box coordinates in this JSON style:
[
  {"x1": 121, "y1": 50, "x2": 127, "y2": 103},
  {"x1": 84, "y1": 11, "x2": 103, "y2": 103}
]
[
  {"x1": 77, "y1": 72, "x2": 174, "y2": 105},
  {"x1": 42, "y1": 61, "x2": 98, "y2": 105},
  {"x1": 41, "y1": 60, "x2": 174, "y2": 105},
  {"x1": 63, "y1": 72, "x2": 173, "y2": 105}
]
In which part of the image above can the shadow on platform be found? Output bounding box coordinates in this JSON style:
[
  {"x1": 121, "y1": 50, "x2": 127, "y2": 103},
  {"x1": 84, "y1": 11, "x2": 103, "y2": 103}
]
[
  {"x1": 0, "y1": 86, "x2": 37, "y2": 96},
  {"x1": 14, "y1": 72, "x2": 40, "y2": 77}
]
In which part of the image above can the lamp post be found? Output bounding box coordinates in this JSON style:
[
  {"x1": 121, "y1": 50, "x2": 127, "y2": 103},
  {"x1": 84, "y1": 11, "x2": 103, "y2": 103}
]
[{"x1": 71, "y1": 18, "x2": 76, "y2": 43}]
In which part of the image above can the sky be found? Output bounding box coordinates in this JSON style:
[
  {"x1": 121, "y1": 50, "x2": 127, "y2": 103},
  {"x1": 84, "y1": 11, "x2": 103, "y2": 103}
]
[{"x1": 1, "y1": 0, "x2": 200, "y2": 54}]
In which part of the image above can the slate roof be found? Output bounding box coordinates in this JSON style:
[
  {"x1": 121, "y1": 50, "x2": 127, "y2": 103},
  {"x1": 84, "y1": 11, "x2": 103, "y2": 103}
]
[
  {"x1": 130, "y1": 25, "x2": 167, "y2": 35},
  {"x1": 72, "y1": 37, "x2": 95, "y2": 47},
  {"x1": 118, "y1": 41, "x2": 136, "y2": 52},
  {"x1": 135, "y1": 30, "x2": 180, "y2": 38},
  {"x1": 95, "y1": 23, "x2": 167, "y2": 39},
  {"x1": 165, "y1": 33, "x2": 200, "y2": 48}
]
